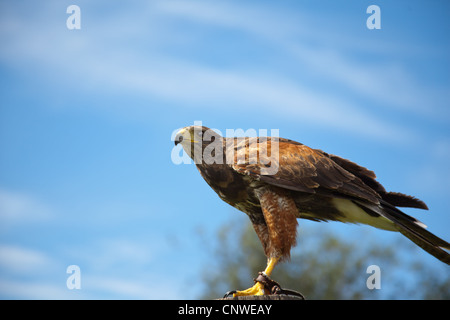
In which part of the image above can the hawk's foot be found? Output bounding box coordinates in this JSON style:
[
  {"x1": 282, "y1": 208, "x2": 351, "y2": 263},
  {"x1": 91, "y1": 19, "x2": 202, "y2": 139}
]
[
  {"x1": 223, "y1": 272, "x2": 275, "y2": 297},
  {"x1": 232, "y1": 281, "x2": 267, "y2": 297},
  {"x1": 223, "y1": 272, "x2": 306, "y2": 299}
]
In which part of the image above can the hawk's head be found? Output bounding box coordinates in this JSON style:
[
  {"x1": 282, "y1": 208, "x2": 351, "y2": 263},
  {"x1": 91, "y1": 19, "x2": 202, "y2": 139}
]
[{"x1": 175, "y1": 126, "x2": 223, "y2": 163}]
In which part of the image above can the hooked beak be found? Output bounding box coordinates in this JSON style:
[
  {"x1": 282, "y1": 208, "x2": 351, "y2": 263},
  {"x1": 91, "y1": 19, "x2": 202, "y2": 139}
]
[{"x1": 175, "y1": 128, "x2": 198, "y2": 146}]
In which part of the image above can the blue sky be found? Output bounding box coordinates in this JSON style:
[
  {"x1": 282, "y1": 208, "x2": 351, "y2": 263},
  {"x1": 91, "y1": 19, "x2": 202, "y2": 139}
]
[{"x1": 0, "y1": 0, "x2": 449, "y2": 299}]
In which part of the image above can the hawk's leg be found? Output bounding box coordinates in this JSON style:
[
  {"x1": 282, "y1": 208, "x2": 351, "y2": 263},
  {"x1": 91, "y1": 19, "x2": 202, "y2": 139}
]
[
  {"x1": 233, "y1": 187, "x2": 298, "y2": 297},
  {"x1": 232, "y1": 257, "x2": 279, "y2": 297}
]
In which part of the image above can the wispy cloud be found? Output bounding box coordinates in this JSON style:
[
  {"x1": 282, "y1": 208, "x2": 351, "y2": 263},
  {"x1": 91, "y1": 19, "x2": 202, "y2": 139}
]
[
  {"x1": 0, "y1": 279, "x2": 76, "y2": 300},
  {"x1": 289, "y1": 44, "x2": 450, "y2": 118},
  {"x1": 57, "y1": 237, "x2": 187, "y2": 299},
  {"x1": 0, "y1": 245, "x2": 70, "y2": 299},
  {"x1": 0, "y1": 239, "x2": 185, "y2": 299},
  {"x1": 0, "y1": 189, "x2": 54, "y2": 226},
  {"x1": 0, "y1": 0, "x2": 438, "y2": 143},
  {"x1": 0, "y1": 245, "x2": 55, "y2": 274},
  {"x1": 157, "y1": 0, "x2": 450, "y2": 118},
  {"x1": 86, "y1": 276, "x2": 184, "y2": 299},
  {"x1": 67, "y1": 237, "x2": 157, "y2": 271}
]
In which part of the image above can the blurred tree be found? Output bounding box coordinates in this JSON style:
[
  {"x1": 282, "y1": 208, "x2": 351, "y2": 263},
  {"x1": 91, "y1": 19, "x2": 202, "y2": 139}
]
[{"x1": 198, "y1": 216, "x2": 450, "y2": 299}]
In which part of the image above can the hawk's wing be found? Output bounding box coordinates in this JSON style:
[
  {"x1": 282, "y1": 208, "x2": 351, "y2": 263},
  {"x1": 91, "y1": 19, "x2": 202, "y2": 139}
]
[
  {"x1": 329, "y1": 153, "x2": 428, "y2": 209},
  {"x1": 229, "y1": 137, "x2": 381, "y2": 204},
  {"x1": 228, "y1": 137, "x2": 450, "y2": 265}
]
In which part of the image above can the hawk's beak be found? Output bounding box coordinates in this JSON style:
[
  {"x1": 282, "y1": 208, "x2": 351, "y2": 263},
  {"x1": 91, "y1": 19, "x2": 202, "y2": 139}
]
[{"x1": 175, "y1": 128, "x2": 198, "y2": 146}]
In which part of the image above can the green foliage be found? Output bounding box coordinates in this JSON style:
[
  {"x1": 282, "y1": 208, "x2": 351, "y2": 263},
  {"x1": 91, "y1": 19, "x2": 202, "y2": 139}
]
[{"x1": 199, "y1": 216, "x2": 450, "y2": 299}]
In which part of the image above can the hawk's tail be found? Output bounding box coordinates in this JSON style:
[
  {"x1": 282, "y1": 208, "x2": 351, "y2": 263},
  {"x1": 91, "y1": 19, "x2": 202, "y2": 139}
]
[{"x1": 355, "y1": 200, "x2": 450, "y2": 265}]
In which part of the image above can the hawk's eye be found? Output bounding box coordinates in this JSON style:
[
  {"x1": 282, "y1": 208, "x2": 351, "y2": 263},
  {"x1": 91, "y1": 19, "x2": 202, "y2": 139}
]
[{"x1": 176, "y1": 135, "x2": 183, "y2": 145}]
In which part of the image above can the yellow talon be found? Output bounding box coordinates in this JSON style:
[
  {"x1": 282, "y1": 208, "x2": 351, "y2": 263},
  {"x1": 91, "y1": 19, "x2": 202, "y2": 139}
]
[
  {"x1": 233, "y1": 281, "x2": 267, "y2": 297},
  {"x1": 232, "y1": 257, "x2": 280, "y2": 297}
]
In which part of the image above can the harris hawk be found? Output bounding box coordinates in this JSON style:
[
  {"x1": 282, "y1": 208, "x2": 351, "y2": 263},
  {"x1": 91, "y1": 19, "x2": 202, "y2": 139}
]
[{"x1": 174, "y1": 125, "x2": 450, "y2": 296}]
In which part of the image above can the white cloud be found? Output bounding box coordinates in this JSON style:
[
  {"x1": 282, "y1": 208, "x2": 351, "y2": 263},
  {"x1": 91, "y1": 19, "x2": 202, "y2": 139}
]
[
  {"x1": 86, "y1": 276, "x2": 184, "y2": 299},
  {"x1": 0, "y1": 239, "x2": 184, "y2": 299},
  {"x1": 0, "y1": 245, "x2": 55, "y2": 274},
  {"x1": 155, "y1": 0, "x2": 301, "y2": 40},
  {"x1": 0, "y1": 189, "x2": 54, "y2": 225},
  {"x1": 156, "y1": 0, "x2": 450, "y2": 119},
  {"x1": 0, "y1": 0, "x2": 445, "y2": 143},
  {"x1": 289, "y1": 45, "x2": 450, "y2": 118},
  {"x1": 77, "y1": 238, "x2": 157, "y2": 270},
  {"x1": 0, "y1": 279, "x2": 77, "y2": 300}
]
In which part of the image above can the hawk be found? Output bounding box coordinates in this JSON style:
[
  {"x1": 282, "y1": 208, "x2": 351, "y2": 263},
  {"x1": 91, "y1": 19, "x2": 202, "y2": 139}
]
[{"x1": 174, "y1": 125, "x2": 450, "y2": 296}]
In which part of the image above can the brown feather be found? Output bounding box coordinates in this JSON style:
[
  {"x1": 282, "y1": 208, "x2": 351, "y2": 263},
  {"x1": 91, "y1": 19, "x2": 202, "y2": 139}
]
[
  {"x1": 256, "y1": 186, "x2": 298, "y2": 261},
  {"x1": 232, "y1": 138, "x2": 381, "y2": 204},
  {"x1": 175, "y1": 125, "x2": 449, "y2": 265}
]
